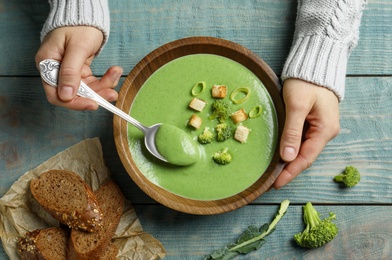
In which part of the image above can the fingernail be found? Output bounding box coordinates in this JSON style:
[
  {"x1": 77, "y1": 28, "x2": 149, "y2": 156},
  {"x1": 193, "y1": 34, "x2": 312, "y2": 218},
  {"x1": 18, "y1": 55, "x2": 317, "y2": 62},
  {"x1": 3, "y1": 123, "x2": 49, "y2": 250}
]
[
  {"x1": 109, "y1": 68, "x2": 120, "y2": 79},
  {"x1": 283, "y1": 146, "x2": 296, "y2": 161},
  {"x1": 116, "y1": 70, "x2": 122, "y2": 78},
  {"x1": 59, "y1": 86, "x2": 74, "y2": 100}
]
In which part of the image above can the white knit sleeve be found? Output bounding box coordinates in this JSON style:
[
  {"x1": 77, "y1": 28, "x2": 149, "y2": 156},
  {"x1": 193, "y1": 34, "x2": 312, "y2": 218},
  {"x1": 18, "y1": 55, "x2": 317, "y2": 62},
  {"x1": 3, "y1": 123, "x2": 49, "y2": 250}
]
[
  {"x1": 40, "y1": 0, "x2": 110, "y2": 54},
  {"x1": 281, "y1": 0, "x2": 367, "y2": 101}
]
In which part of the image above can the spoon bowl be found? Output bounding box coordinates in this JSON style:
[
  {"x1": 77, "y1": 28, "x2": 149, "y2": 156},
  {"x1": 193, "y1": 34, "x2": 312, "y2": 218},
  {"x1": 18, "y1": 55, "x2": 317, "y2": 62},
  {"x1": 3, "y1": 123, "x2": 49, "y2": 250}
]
[{"x1": 39, "y1": 59, "x2": 167, "y2": 163}]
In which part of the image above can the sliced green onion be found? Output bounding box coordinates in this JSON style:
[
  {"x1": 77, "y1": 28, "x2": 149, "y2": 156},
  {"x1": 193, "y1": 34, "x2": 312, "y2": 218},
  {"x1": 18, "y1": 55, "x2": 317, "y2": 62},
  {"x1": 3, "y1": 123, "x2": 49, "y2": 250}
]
[
  {"x1": 191, "y1": 81, "x2": 206, "y2": 96},
  {"x1": 230, "y1": 87, "x2": 250, "y2": 104},
  {"x1": 249, "y1": 105, "x2": 263, "y2": 118}
]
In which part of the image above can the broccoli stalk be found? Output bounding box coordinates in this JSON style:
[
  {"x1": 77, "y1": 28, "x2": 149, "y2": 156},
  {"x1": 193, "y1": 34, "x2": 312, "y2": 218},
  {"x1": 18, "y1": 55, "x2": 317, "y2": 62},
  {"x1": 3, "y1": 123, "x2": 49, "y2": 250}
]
[
  {"x1": 212, "y1": 148, "x2": 232, "y2": 165},
  {"x1": 209, "y1": 100, "x2": 230, "y2": 123},
  {"x1": 334, "y1": 166, "x2": 360, "y2": 187},
  {"x1": 205, "y1": 200, "x2": 290, "y2": 260},
  {"x1": 198, "y1": 127, "x2": 214, "y2": 144},
  {"x1": 294, "y1": 202, "x2": 338, "y2": 249}
]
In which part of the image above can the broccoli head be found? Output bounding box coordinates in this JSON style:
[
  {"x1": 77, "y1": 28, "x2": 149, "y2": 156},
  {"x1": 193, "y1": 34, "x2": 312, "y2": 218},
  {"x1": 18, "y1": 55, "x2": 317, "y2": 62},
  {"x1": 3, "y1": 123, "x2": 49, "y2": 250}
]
[
  {"x1": 198, "y1": 127, "x2": 214, "y2": 144},
  {"x1": 294, "y1": 202, "x2": 338, "y2": 248},
  {"x1": 212, "y1": 148, "x2": 232, "y2": 165},
  {"x1": 209, "y1": 100, "x2": 230, "y2": 123},
  {"x1": 334, "y1": 166, "x2": 360, "y2": 187},
  {"x1": 215, "y1": 123, "x2": 232, "y2": 142}
]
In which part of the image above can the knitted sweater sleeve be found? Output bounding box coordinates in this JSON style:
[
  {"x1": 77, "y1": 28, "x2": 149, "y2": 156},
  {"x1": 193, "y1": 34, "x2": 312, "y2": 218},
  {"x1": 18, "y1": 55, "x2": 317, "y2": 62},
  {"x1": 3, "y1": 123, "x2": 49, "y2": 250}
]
[
  {"x1": 281, "y1": 0, "x2": 367, "y2": 101},
  {"x1": 40, "y1": 0, "x2": 110, "y2": 54}
]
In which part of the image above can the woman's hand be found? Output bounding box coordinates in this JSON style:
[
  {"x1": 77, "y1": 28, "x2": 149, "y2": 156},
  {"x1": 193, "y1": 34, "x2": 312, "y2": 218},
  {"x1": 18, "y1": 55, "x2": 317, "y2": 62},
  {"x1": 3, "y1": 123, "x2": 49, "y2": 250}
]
[
  {"x1": 273, "y1": 78, "x2": 341, "y2": 189},
  {"x1": 35, "y1": 26, "x2": 122, "y2": 110}
]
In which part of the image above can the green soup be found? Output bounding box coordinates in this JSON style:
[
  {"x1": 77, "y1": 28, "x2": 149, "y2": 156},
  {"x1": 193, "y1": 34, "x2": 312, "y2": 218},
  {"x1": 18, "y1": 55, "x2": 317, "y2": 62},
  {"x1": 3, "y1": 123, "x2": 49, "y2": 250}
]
[
  {"x1": 128, "y1": 54, "x2": 278, "y2": 200},
  {"x1": 155, "y1": 123, "x2": 200, "y2": 166}
]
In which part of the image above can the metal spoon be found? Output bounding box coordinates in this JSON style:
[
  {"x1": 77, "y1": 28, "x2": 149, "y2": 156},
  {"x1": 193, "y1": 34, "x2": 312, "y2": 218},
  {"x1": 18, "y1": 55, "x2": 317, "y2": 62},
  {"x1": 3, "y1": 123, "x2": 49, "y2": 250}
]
[{"x1": 39, "y1": 59, "x2": 167, "y2": 163}]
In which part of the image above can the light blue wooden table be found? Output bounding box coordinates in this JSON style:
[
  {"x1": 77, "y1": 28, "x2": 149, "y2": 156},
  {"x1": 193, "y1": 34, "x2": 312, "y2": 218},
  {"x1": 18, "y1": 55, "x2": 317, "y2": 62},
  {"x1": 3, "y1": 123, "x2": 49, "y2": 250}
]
[{"x1": 1, "y1": 1, "x2": 392, "y2": 259}]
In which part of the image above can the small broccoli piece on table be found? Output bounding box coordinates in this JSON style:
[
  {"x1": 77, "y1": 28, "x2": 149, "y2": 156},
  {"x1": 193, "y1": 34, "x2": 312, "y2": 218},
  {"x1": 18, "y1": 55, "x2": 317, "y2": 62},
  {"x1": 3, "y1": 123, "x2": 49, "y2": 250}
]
[
  {"x1": 209, "y1": 100, "x2": 230, "y2": 123},
  {"x1": 294, "y1": 202, "x2": 338, "y2": 249},
  {"x1": 198, "y1": 127, "x2": 214, "y2": 144},
  {"x1": 215, "y1": 123, "x2": 232, "y2": 142},
  {"x1": 212, "y1": 148, "x2": 232, "y2": 165},
  {"x1": 334, "y1": 166, "x2": 360, "y2": 187}
]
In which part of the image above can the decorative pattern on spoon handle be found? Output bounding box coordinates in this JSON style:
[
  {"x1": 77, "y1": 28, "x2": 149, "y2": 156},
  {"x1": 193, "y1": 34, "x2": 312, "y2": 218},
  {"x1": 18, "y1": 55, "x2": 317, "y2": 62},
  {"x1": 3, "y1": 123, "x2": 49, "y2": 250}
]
[
  {"x1": 76, "y1": 83, "x2": 95, "y2": 99},
  {"x1": 39, "y1": 59, "x2": 60, "y2": 86}
]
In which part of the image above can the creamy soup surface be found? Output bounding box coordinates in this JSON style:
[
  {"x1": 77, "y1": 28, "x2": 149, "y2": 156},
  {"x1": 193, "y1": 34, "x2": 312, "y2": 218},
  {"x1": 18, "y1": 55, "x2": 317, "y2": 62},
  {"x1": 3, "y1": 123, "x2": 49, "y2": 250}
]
[{"x1": 128, "y1": 54, "x2": 278, "y2": 200}]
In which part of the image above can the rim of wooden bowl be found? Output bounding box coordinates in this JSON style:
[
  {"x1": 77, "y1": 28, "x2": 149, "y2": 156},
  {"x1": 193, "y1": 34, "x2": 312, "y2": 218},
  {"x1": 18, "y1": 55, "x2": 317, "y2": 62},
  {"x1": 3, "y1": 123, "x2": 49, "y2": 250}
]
[{"x1": 114, "y1": 36, "x2": 285, "y2": 215}]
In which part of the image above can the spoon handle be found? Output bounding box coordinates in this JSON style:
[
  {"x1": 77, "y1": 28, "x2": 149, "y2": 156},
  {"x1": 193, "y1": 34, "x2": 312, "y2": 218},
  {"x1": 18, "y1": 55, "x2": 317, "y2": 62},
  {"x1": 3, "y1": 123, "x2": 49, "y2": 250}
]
[
  {"x1": 39, "y1": 59, "x2": 148, "y2": 133},
  {"x1": 77, "y1": 82, "x2": 148, "y2": 133}
]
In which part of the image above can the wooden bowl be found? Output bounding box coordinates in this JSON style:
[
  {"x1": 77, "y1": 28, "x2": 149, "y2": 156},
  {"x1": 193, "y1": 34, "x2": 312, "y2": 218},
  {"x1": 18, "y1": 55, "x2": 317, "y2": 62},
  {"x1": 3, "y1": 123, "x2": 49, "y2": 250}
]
[{"x1": 114, "y1": 36, "x2": 285, "y2": 215}]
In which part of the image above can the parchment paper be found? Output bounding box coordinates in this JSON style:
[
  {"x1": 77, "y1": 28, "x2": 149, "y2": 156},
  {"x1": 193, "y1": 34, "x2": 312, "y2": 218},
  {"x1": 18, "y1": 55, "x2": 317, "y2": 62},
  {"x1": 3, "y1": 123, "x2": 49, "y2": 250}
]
[{"x1": 0, "y1": 138, "x2": 166, "y2": 259}]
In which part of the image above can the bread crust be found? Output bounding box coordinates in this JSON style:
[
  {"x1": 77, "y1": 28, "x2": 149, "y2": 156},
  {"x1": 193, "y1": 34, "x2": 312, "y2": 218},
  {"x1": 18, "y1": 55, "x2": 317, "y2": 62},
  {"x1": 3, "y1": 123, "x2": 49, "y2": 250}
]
[
  {"x1": 67, "y1": 180, "x2": 124, "y2": 260},
  {"x1": 17, "y1": 227, "x2": 69, "y2": 260},
  {"x1": 18, "y1": 229, "x2": 45, "y2": 260},
  {"x1": 30, "y1": 170, "x2": 103, "y2": 233}
]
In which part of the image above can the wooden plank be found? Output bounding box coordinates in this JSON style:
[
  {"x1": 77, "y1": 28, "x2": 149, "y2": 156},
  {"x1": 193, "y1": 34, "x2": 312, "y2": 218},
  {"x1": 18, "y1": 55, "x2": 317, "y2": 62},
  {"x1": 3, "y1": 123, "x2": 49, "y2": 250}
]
[
  {"x1": 0, "y1": 0, "x2": 391, "y2": 76},
  {"x1": 133, "y1": 204, "x2": 392, "y2": 259},
  {"x1": 1, "y1": 77, "x2": 392, "y2": 205},
  {"x1": 0, "y1": 1, "x2": 47, "y2": 75},
  {"x1": 2, "y1": 203, "x2": 391, "y2": 259},
  {"x1": 0, "y1": 77, "x2": 121, "y2": 194},
  {"x1": 258, "y1": 76, "x2": 392, "y2": 203},
  {"x1": 1, "y1": 1, "x2": 391, "y2": 259}
]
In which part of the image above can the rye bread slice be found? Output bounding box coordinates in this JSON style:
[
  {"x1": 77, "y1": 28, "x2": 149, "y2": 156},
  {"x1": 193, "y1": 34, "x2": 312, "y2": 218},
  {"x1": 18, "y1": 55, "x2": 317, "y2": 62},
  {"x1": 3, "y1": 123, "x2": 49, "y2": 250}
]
[
  {"x1": 67, "y1": 180, "x2": 124, "y2": 259},
  {"x1": 17, "y1": 227, "x2": 69, "y2": 260},
  {"x1": 101, "y1": 242, "x2": 119, "y2": 260},
  {"x1": 30, "y1": 170, "x2": 103, "y2": 232}
]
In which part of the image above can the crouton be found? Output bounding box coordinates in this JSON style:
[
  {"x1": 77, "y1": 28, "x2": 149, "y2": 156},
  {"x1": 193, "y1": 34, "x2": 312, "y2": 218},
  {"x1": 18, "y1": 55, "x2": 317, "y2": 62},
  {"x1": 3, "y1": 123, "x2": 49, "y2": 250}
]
[
  {"x1": 189, "y1": 98, "x2": 207, "y2": 112},
  {"x1": 188, "y1": 114, "x2": 202, "y2": 129},
  {"x1": 234, "y1": 125, "x2": 250, "y2": 143},
  {"x1": 211, "y1": 85, "x2": 227, "y2": 98},
  {"x1": 230, "y1": 108, "x2": 248, "y2": 124}
]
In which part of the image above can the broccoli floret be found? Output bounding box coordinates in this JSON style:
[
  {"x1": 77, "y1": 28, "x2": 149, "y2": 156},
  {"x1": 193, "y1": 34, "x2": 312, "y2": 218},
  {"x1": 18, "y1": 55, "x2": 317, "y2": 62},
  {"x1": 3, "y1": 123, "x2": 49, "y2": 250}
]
[
  {"x1": 212, "y1": 148, "x2": 232, "y2": 165},
  {"x1": 334, "y1": 166, "x2": 360, "y2": 187},
  {"x1": 294, "y1": 202, "x2": 338, "y2": 249},
  {"x1": 215, "y1": 123, "x2": 232, "y2": 142},
  {"x1": 198, "y1": 127, "x2": 214, "y2": 144},
  {"x1": 209, "y1": 100, "x2": 230, "y2": 123}
]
